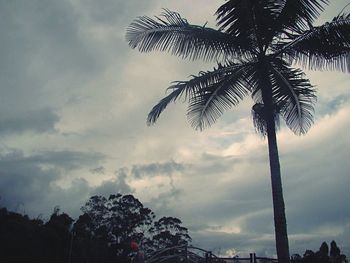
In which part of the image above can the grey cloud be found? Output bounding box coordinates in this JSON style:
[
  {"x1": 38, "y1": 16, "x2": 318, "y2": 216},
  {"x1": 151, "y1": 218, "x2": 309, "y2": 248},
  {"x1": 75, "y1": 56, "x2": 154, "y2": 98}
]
[
  {"x1": 148, "y1": 185, "x2": 183, "y2": 217},
  {"x1": 196, "y1": 153, "x2": 238, "y2": 175},
  {"x1": 281, "y1": 127, "x2": 350, "y2": 234},
  {"x1": 0, "y1": 108, "x2": 59, "y2": 135},
  {"x1": 77, "y1": 0, "x2": 157, "y2": 25},
  {"x1": 90, "y1": 166, "x2": 106, "y2": 175},
  {"x1": 154, "y1": 131, "x2": 350, "y2": 256},
  {"x1": 131, "y1": 160, "x2": 185, "y2": 179},
  {"x1": 0, "y1": 0, "x2": 349, "y2": 257},
  {"x1": 0, "y1": 148, "x2": 105, "y2": 216},
  {"x1": 191, "y1": 230, "x2": 276, "y2": 257},
  {"x1": 317, "y1": 96, "x2": 350, "y2": 116},
  {"x1": 92, "y1": 169, "x2": 134, "y2": 196},
  {"x1": 47, "y1": 178, "x2": 91, "y2": 218},
  {"x1": 24, "y1": 151, "x2": 106, "y2": 171},
  {"x1": 194, "y1": 150, "x2": 268, "y2": 178},
  {"x1": 0, "y1": 0, "x2": 96, "y2": 80},
  {"x1": 0, "y1": 153, "x2": 60, "y2": 214},
  {"x1": 0, "y1": 0, "x2": 104, "y2": 119}
]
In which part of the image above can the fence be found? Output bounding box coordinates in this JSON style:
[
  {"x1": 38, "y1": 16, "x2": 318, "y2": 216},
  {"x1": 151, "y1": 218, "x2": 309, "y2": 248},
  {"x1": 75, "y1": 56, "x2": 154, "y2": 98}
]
[
  {"x1": 146, "y1": 245, "x2": 278, "y2": 263},
  {"x1": 218, "y1": 253, "x2": 278, "y2": 263}
]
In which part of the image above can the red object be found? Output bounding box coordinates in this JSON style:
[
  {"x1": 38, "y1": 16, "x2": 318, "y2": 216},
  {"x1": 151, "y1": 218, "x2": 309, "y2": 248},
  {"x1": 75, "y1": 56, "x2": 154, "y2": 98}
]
[{"x1": 130, "y1": 241, "x2": 139, "y2": 251}]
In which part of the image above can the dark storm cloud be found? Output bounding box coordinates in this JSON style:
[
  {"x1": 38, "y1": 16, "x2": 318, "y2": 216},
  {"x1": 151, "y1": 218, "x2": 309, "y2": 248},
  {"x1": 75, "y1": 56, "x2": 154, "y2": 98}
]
[
  {"x1": 0, "y1": 108, "x2": 59, "y2": 135},
  {"x1": 0, "y1": 151, "x2": 60, "y2": 212},
  {"x1": 0, "y1": 149, "x2": 105, "y2": 215},
  {"x1": 131, "y1": 160, "x2": 185, "y2": 179}
]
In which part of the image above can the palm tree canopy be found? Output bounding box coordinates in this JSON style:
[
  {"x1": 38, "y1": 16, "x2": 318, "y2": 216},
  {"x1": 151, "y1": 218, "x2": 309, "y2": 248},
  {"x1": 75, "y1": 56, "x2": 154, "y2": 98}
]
[{"x1": 126, "y1": 0, "x2": 350, "y2": 135}]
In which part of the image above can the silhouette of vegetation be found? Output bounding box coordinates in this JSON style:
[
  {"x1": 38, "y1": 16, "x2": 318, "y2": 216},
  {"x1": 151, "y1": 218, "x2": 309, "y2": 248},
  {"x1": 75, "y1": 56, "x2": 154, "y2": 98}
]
[
  {"x1": 126, "y1": 1, "x2": 350, "y2": 262},
  {"x1": 0, "y1": 202, "x2": 348, "y2": 262},
  {"x1": 291, "y1": 241, "x2": 348, "y2": 263},
  {"x1": 0, "y1": 194, "x2": 191, "y2": 263}
]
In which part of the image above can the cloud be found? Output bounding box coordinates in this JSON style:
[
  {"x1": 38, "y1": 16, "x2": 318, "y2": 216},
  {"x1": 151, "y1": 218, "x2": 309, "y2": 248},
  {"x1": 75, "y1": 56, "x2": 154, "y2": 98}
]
[
  {"x1": 0, "y1": 148, "x2": 106, "y2": 217},
  {"x1": 0, "y1": 108, "x2": 59, "y2": 135},
  {"x1": 92, "y1": 168, "x2": 134, "y2": 196},
  {"x1": 131, "y1": 160, "x2": 185, "y2": 179},
  {"x1": 89, "y1": 166, "x2": 106, "y2": 175},
  {"x1": 0, "y1": 0, "x2": 349, "y2": 258},
  {"x1": 178, "y1": 106, "x2": 350, "y2": 256}
]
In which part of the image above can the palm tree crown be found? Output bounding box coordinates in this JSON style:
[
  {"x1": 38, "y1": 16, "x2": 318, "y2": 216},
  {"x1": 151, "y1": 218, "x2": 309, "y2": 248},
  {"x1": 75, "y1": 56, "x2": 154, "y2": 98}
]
[
  {"x1": 126, "y1": 1, "x2": 350, "y2": 262},
  {"x1": 127, "y1": 1, "x2": 349, "y2": 133}
]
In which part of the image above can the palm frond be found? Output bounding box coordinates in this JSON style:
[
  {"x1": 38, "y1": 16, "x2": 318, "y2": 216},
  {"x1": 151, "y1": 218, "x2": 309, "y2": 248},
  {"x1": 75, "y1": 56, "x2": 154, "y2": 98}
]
[
  {"x1": 147, "y1": 63, "x2": 246, "y2": 125},
  {"x1": 273, "y1": 0, "x2": 329, "y2": 33},
  {"x1": 269, "y1": 60, "x2": 316, "y2": 135},
  {"x1": 126, "y1": 9, "x2": 253, "y2": 62},
  {"x1": 275, "y1": 13, "x2": 350, "y2": 72},
  {"x1": 187, "y1": 64, "x2": 253, "y2": 130},
  {"x1": 147, "y1": 84, "x2": 187, "y2": 125},
  {"x1": 215, "y1": 0, "x2": 280, "y2": 50}
]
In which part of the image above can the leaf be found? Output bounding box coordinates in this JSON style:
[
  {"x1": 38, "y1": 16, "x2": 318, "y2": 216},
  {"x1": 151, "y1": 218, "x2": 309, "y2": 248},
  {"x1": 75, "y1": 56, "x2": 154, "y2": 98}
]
[
  {"x1": 126, "y1": 9, "x2": 254, "y2": 62},
  {"x1": 269, "y1": 60, "x2": 316, "y2": 134},
  {"x1": 147, "y1": 63, "x2": 252, "y2": 128},
  {"x1": 187, "y1": 64, "x2": 252, "y2": 130},
  {"x1": 275, "y1": 13, "x2": 350, "y2": 72},
  {"x1": 273, "y1": 0, "x2": 329, "y2": 33}
]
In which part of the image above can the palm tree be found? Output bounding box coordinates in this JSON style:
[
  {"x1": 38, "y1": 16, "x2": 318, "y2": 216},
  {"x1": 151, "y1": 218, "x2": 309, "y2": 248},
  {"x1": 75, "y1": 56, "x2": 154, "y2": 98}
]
[{"x1": 126, "y1": 1, "x2": 350, "y2": 262}]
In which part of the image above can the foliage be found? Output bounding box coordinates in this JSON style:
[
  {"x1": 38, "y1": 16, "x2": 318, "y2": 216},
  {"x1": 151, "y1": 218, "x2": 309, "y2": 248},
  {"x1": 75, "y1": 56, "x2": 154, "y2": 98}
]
[
  {"x1": 0, "y1": 206, "x2": 73, "y2": 263},
  {"x1": 291, "y1": 241, "x2": 348, "y2": 263},
  {"x1": 126, "y1": 2, "x2": 350, "y2": 134},
  {"x1": 148, "y1": 216, "x2": 192, "y2": 251},
  {"x1": 78, "y1": 194, "x2": 155, "y2": 245},
  {"x1": 0, "y1": 194, "x2": 191, "y2": 263}
]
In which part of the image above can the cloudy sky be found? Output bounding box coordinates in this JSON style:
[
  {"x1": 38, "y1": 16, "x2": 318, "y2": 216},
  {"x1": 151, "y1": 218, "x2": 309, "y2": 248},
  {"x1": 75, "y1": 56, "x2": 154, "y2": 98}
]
[{"x1": 1, "y1": 0, "x2": 350, "y2": 258}]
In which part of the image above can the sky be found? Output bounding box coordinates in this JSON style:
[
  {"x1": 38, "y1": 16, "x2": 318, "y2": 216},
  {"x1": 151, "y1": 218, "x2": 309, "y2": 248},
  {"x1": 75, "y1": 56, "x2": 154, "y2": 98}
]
[{"x1": 0, "y1": 0, "x2": 349, "y2": 258}]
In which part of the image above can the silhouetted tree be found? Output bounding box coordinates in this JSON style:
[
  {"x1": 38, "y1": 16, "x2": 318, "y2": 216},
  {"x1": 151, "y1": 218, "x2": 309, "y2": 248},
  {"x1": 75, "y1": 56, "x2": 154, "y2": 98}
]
[
  {"x1": 148, "y1": 217, "x2": 191, "y2": 251},
  {"x1": 145, "y1": 217, "x2": 192, "y2": 263},
  {"x1": 0, "y1": 206, "x2": 74, "y2": 263},
  {"x1": 0, "y1": 194, "x2": 192, "y2": 263},
  {"x1": 291, "y1": 241, "x2": 348, "y2": 263},
  {"x1": 78, "y1": 194, "x2": 155, "y2": 246},
  {"x1": 330, "y1": 240, "x2": 348, "y2": 263},
  {"x1": 316, "y1": 242, "x2": 330, "y2": 263},
  {"x1": 74, "y1": 194, "x2": 191, "y2": 261},
  {"x1": 44, "y1": 207, "x2": 74, "y2": 262},
  {"x1": 126, "y1": 2, "x2": 350, "y2": 262}
]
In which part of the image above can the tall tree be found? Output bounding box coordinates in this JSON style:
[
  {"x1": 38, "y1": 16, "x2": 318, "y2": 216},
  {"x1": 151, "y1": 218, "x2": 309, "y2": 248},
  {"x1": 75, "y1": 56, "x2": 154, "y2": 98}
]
[
  {"x1": 149, "y1": 217, "x2": 191, "y2": 250},
  {"x1": 79, "y1": 194, "x2": 155, "y2": 245},
  {"x1": 126, "y1": 1, "x2": 350, "y2": 262}
]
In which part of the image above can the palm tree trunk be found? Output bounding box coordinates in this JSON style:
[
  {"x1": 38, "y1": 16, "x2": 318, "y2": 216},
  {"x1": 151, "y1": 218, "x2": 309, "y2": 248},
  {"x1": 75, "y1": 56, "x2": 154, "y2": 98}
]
[
  {"x1": 265, "y1": 109, "x2": 290, "y2": 263},
  {"x1": 259, "y1": 61, "x2": 290, "y2": 263}
]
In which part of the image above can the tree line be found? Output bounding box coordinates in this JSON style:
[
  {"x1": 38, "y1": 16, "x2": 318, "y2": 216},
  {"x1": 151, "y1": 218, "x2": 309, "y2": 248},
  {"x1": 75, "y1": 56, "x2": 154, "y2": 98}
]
[
  {"x1": 290, "y1": 241, "x2": 348, "y2": 263},
  {"x1": 0, "y1": 194, "x2": 191, "y2": 263},
  {"x1": 0, "y1": 193, "x2": 348, "y2": 263}
]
